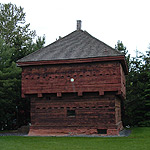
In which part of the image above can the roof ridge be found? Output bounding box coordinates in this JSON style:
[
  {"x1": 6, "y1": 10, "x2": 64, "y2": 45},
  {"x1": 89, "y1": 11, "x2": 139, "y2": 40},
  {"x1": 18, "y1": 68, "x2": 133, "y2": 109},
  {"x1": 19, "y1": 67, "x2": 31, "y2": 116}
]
[{"x1": 83, "y1": 30, "x2": 124, "y2": 55}]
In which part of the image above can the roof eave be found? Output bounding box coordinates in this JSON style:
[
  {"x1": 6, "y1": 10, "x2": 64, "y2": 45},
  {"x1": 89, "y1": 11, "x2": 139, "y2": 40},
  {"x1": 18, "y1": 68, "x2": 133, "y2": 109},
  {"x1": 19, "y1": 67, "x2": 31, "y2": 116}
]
[{"x1": 17, "y1": 55, "x2": 128, "y2": 74}]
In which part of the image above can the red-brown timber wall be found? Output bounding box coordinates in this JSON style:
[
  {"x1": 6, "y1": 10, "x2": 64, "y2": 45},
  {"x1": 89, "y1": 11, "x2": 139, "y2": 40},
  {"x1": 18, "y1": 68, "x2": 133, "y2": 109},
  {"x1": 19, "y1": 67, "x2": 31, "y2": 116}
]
[
  {"x1": 21, "y1": 61, "x2": 125, "y2": 98},
  {"x1": 29, "y1": 92, "x2": 123, "y2": 136},
  {"x1": 20, "y1": 60, "x2": 126, "y2": 136}
]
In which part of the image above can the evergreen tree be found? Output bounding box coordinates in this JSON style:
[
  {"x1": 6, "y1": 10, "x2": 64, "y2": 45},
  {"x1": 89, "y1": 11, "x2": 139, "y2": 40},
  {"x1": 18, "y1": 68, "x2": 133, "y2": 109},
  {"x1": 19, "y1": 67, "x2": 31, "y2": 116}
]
[
  {"x1": 115, "y1": 40, "x2": 128, "y2": 55},
  {"x1": 123, "y1": 48, "x2": 150, "y2": 127},
  {"x1": 0, "y1": 3, "x2": 45, "y2": 130},
  {"x1": 138, "y1": 49, "x2": 150, "y2": 126}
]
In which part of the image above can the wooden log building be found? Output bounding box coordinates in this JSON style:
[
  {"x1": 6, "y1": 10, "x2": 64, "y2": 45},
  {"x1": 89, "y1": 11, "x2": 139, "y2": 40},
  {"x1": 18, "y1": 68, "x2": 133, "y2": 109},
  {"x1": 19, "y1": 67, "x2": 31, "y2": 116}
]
[{"x1": 17, "y1": 21, "x2": 128, "y2": 136}]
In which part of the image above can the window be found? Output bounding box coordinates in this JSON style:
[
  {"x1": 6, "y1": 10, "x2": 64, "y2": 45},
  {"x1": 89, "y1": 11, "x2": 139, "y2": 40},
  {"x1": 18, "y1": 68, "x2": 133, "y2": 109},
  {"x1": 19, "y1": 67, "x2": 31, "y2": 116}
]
[
  {"x1": 67, "y1": 110, "x2": 76, "y2": 117},
  {"x1": 97, "y1": 129, "x2": 107, "y2": 134}
]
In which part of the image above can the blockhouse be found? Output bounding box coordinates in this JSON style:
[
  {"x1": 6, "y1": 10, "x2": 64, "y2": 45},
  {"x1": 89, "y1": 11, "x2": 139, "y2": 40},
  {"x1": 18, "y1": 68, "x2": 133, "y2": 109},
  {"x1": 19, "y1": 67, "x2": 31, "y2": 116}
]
[{"x1": 17, "y1": 21, "x2": 128, "y2": 136}]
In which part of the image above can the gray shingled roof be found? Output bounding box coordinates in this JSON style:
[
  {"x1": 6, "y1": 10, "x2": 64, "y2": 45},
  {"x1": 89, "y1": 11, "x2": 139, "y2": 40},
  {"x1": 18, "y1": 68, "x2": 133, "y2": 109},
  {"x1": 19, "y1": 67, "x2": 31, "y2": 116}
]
[{"x1": 17, "y1": 30, "x2": 123, "y2": 62}]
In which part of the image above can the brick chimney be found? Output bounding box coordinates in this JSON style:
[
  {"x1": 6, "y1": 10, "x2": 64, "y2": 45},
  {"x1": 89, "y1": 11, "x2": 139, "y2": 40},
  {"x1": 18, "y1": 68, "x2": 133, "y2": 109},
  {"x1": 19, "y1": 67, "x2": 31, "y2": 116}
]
[{"x1": 77, "y1": 20, "x2": 82, "y2": 30}]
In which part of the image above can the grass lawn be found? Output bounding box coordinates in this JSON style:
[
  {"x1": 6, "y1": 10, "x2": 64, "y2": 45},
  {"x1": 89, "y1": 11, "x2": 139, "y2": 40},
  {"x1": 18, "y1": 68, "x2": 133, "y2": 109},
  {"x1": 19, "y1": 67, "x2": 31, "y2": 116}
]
[{"x1": 0, "y1": 127, "x2": 150, "y2": 150}]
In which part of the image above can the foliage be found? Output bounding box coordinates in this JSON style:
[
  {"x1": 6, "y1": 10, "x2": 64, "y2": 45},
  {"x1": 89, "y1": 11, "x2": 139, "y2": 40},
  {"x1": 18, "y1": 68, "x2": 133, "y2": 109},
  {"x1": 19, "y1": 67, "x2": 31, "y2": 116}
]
[
  {"x1": 0, "y1": 3, "x2": 45, "y2": 130},
  {"x1": 0, "y1": 127, "x2": 150, "y2": 150},
  {"x1": 0, "y1": 3, "x2": 35, "y2": 46},
  {"x1": 115, "y1": 40, "x2": 128, "y2": 55},
  {"x1": 116, "y1": 40, "x2": 150, "y2": 127}
]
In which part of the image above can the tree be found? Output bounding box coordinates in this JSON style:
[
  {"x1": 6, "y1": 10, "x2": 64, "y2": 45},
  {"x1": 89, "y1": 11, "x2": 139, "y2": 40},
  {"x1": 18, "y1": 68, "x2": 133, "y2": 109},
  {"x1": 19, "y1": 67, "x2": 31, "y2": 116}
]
[
  {"x1": 115, "y1": 40, "x2": 128, "y2": 55},
  {"x1": 115, "y1": 40, "x2": 130, "y2": 69},
  {"x1": 0, "y1": 3, "x2": 45, "y2": 62},
  {"x1": 122, "y1": 47, "x2": 150, "y2": 127},
  {"x1": 0, "y1": 3, "x2": 45, "y2": 130},
  {"x1": 0, "y1": 38, "x2": 21, "y2": 130},
  {"x1": 138, "y1": 49, "x2": 150, "y2": 126},
  {"x1": 0, "y1": 3, "x2": 36, "y2": 46}
]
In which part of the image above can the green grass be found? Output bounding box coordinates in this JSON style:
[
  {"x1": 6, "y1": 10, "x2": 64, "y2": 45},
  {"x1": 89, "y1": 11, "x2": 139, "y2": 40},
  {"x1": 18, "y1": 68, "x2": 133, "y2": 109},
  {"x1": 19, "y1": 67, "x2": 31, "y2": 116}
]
[{"x1": 0, "y1": 127, "x2": 150, "y2": 150}]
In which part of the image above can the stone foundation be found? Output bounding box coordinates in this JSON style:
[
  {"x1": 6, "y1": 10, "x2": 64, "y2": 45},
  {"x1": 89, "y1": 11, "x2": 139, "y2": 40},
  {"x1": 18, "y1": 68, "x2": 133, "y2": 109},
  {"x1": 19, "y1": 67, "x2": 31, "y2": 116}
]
[{"x1": 28, "y1": 125, "x2": 123, "y2": 136}]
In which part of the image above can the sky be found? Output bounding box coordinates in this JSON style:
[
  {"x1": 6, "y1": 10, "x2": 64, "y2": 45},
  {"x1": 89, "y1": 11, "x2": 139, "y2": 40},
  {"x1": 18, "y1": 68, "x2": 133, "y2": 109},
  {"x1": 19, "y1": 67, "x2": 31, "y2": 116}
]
[{"x1": 1, "y1": 0, "x2": 150, "y2": 57}]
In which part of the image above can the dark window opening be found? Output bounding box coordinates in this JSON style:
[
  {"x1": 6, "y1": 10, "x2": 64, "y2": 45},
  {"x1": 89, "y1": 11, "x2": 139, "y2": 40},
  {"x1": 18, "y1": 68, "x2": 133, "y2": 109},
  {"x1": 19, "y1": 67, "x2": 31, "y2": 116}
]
[
  {"x1": 97, "y1": 129, "x2": 107, "y2": 134},
  {"x1": 42, "y1": 107, "x2": 46, "y2": 109},
  {"x1": 99, "y1": 74, "x2": 102, "y2": 76},
  {"x1": 67, "y1": 110, "x2": 76, "y2": 117},
  {"x1": 80, "y1": 75, "x2": 83, "y2": 77},
  {"x1": 46, "y1": 96, "x2": 51, "y2": 100}
]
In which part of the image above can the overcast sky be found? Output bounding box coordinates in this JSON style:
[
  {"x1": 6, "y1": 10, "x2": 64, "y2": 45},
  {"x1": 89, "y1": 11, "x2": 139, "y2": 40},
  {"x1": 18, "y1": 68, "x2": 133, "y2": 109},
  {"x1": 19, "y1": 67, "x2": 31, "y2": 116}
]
[{"x1": 1, "y1": 0, "x2": 150, "y2": 57}]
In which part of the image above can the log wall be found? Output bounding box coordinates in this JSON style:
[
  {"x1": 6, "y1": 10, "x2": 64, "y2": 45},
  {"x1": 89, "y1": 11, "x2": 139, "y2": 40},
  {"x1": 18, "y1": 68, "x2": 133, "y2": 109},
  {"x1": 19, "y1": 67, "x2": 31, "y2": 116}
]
[
  {"x1": 29, "y1": 92, "x2": 122, "y2": 135},
  {"x1": 20, "y1": 60, "x2": 126, "y2": 136},
  {"x1": 21, "y1": 61, "x2": 125, "y2": 98}
]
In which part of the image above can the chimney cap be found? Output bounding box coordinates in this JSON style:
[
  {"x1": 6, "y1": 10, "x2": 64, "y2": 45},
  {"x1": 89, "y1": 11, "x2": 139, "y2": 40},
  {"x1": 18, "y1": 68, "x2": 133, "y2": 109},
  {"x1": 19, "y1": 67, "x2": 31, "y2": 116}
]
[{"x1": 77, "y1": 20, "x2": 82, "y2": 30}]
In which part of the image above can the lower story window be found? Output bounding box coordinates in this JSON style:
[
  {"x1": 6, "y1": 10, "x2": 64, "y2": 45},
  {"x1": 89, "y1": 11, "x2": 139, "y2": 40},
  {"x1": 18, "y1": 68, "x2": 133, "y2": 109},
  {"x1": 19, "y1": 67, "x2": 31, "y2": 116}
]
[{"x1": 67, "y1": 110, "x2": 76, "y2": 117}]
